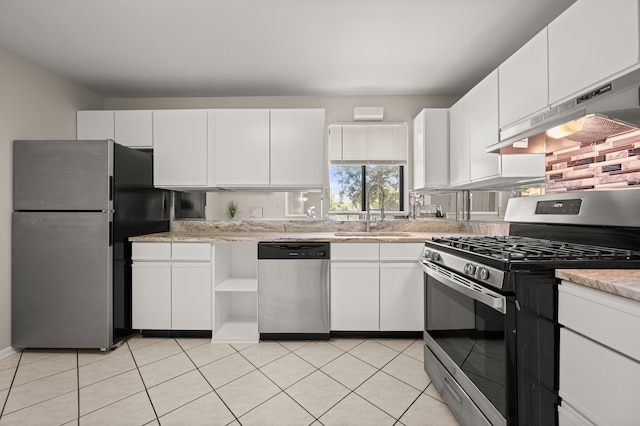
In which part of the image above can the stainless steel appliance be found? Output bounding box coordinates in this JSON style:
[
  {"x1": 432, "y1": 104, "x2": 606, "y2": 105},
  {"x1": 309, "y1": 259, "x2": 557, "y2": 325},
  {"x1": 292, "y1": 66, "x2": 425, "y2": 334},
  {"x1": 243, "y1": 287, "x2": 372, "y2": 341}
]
[
  {"x1": 258, "y1": 242, "x2": 330, "y2": 339},
  {"x1": 490, "y1": 68, "x2": 640, "y2": 152},
  {"x1": 420, "y1": 189, "x2": 640, "y2": 426},
  {"x1": 12, "y1": 140, "x2": 170, "y2": 350}
]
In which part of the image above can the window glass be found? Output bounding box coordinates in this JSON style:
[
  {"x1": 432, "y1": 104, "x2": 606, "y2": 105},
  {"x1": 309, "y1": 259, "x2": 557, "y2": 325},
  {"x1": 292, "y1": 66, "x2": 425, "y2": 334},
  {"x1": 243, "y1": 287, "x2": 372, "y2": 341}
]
[
  {"x1": 330, "y1": 165, "x2": 363, "y2": 211},
  {"x1": 330, "y1": 164, "x2": 402, "y2": 212},
  {"x1": 366, "y1": 165, "x2": 400, "y2": 211}
]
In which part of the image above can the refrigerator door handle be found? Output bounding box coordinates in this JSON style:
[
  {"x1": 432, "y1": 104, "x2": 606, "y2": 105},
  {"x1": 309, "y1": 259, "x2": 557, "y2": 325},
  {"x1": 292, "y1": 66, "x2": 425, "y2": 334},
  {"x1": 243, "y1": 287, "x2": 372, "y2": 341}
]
[{"x1": 109, "y1": 176, "x2": 114, "y2": 201}]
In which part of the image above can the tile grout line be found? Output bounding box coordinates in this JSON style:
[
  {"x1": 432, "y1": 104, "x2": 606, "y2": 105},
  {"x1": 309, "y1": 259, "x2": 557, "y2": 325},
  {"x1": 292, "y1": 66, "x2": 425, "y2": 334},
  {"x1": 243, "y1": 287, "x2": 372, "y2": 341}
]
[
  {"x1": 126, "y1": 338, "x2": 162, "y2": 424},
  {"x1": 178, "y1": 338, "x2": 242, "y2": 424},
  {"x1": 232, "y1": 341, "x2": 319, "y2": 423},
  {"x1": 0, "y1": 351, "x2": 23, "y2": 420}
]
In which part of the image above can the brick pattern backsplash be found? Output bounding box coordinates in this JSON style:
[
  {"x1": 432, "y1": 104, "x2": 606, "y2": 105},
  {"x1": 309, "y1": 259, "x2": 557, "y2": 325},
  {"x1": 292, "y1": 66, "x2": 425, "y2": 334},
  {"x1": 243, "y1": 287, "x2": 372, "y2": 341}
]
[{"x1": 546, "y1": 130, "x2": 640, "y2": 193}]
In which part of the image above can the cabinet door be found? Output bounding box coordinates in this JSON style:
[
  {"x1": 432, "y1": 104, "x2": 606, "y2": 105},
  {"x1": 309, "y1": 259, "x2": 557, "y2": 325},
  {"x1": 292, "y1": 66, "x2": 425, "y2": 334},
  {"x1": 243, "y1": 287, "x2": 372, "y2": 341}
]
[
  {"x1": 114, "y1": 110, "x2": 153, "y2": 148},
  {"x1": 77, "y1": 110, "x2": 114, "y2": 140},
  {"x1": 270, "y1": 109, "x2": 325, "y2": 188},
  {"x1": 499, "y1": 28, "x2": 548, "y2": 128},
  {"x1": 560, "y1": 328, "x2": 640, "y2": 425},
  {"x1": 379, "y1": 263, "x2": 423, "y2": 331},
  {"x1": 331, "y1": 242, "x2": 379, "y2": 261},
  {"x1": 379, "y1": 243, "x2": 424, "y2": 262},
  {"x1": 153, "y1": 110, "x2": 208, "y2": 187},
  {"x1": 132, "y1": 262, "x2": 171, "y2": 329},
  {"x1": 423, "y1": 109, "x2": 449, "y2": 188},
  {"x1": 468, "y1": 70, "x2": 500, "y2": 181},
  {"x1": 549, "y1": 0, "x2": 640, "y2": 105},
  {"x1": 448, "y1": 95, "x2": 470, "y2": 186},
  {"x1": 171, "y1": 263, "x2": 212, "y2": 330},
  {"x1": 215, "y1": 109, "x2": 270, "y2": 187},
  {"x1": 412, "y1": 110, "x2": 426, "y2": 190},
  {"x1": 330, "y1": 262, "x2": 379, "y2": 331}
]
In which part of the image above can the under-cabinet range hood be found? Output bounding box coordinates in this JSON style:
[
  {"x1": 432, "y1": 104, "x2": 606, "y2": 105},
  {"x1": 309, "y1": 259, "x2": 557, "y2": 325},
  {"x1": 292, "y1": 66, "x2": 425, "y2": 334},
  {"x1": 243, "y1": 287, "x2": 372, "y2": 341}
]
[{"x1": 489, "y1": 68, "x2": 640, "y2": 153}]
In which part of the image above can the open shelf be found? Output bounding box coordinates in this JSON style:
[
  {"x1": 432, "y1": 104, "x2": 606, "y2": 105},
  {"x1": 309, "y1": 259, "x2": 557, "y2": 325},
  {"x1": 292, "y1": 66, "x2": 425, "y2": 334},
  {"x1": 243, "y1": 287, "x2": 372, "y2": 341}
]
[
  {"x1": 215, "y1": 278, "x2": 258, "y2": 292},
  {"x1": 212, "y1": 317, "x2": 258, "y2": 343}
]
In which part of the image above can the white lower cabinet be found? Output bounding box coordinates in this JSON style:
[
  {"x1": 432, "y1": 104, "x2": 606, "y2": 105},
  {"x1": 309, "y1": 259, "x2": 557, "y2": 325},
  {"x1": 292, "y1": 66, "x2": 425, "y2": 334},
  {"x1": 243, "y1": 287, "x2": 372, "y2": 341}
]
[
  {"x1": 132, "y1": 261, "x2": 172, "y2": 329},
  {"x1": 171, "y1": 263, "x2": 211, "y2": 330},
  {"x1": 330, "y1": 262, "x2": 380, "y2": 331},
  {"x1": 132, "y1": 242, "x2": 212, "y2": 331},
  {"x1": 379, "y1": 263, "x2": 423, "y2": 331},
  {"x1": 558, "y1": 280, "x2": 640, "y2": 426},
  {"x1": 330, "y1": 242, "x2": 423, "y2": 332}
]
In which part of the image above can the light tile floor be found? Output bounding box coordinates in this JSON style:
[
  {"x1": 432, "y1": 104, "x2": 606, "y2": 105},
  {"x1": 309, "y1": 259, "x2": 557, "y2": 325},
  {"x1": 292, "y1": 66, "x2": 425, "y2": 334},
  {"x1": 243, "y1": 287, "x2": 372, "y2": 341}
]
[{"x1": 0, "y1": 336, "x2": 459, "y2": 425}]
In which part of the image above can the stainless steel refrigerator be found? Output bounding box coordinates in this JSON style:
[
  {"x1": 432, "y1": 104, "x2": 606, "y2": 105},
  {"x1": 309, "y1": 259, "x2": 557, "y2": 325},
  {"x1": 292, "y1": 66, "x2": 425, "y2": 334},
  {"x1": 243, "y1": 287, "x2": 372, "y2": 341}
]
[{"x1": 12, "y1": 140, "x2": 170, "y2": 349}]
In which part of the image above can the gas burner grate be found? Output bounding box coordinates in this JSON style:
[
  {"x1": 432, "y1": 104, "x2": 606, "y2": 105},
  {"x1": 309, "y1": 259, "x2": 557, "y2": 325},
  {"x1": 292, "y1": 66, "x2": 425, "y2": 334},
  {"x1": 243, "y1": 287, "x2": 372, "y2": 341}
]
[{"x1": 431, "y1": 235, "x2": 640, "y2": 263}]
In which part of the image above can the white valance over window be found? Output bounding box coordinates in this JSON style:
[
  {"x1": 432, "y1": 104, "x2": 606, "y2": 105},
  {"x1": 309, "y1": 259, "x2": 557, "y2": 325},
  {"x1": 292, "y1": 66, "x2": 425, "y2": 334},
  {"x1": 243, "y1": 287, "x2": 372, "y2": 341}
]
[{"x1": 329, "y1": 123, "x2": 407, "y2": 164}]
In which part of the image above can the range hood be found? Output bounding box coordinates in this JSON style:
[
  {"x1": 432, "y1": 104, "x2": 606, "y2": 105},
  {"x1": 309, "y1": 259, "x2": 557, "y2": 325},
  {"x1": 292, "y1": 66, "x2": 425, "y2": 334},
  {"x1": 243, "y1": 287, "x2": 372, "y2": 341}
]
[{"x1": 488, "y1": 68, "x2": 640, "y2": 152}]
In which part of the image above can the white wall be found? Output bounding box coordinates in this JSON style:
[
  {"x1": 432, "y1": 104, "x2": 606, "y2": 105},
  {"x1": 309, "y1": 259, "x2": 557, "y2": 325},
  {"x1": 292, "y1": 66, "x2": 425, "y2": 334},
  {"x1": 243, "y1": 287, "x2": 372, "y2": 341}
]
[
  {"x1": 0, "y1": 46, "x2": 103, "y2": 351},
  {"x1": 106, "y1": 94, "x2": 460, "y2": 218}
]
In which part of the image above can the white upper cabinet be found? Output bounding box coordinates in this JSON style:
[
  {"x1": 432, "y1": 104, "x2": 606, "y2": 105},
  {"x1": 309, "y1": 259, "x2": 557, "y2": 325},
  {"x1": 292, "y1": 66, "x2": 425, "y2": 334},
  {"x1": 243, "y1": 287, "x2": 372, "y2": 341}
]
[
  {"x1": 449, "y1": 70, "x2": 500, "y2": 187},
  {"x1": 77, "y1": 110, "x2": 115, "y2": 140},
  {"x1": 499, "y1": 28, "x2": 549, "y2": 128},
  {"x1": 448, "y1": 95, "x2": 471, "y2": 186},
  {"x1": 114, "y1": 110, "x2": 153, "y2": 148},
  {"x1": 153, "y1": 109, "x2": 209, "y2": 188},
  {"x1": 78, "y1": 110, "x2": 153, "y2": 148},
  {"x1": 214, "y1": 109, "x2": 270, "y2": 187},
  {"x1": 468, "y1": 69, "x2": 500, "y2": 181},
  {"x1": 412, "y1": 108, "x2": 449, "y2": 190},
  {"x1": 270, "y1": 109, "x2": 325, "y2": 188},
  {"x1": 549, "y1": 0, "x2": 640, "y2": 105},
  {"x1": 333, "y1": 124, "x2": 407, "y2": 163}
]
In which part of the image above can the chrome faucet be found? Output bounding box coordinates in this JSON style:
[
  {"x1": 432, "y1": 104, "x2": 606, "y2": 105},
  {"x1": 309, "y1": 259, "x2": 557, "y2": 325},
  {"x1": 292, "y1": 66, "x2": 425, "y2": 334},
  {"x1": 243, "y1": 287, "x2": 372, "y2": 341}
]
[{"x1": 366, "y1": 184, "x2": 385, "y2": 232}]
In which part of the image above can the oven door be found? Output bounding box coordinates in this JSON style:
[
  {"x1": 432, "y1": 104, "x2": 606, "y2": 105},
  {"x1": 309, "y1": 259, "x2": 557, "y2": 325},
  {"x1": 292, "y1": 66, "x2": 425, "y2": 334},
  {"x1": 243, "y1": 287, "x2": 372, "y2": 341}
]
[{"x1": 421, "y1": 260, "x2": 515, "y2": 426}]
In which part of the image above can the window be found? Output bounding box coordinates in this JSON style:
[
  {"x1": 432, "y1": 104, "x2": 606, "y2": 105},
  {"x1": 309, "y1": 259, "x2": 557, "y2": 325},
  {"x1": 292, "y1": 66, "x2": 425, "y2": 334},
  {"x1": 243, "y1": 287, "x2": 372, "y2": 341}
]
[
  {"x1": 328, "y1": 123, "x2": 407, "y2": 215},
  {"x1": 330, "y1": 165, "x2": 403, "y2": 211}
]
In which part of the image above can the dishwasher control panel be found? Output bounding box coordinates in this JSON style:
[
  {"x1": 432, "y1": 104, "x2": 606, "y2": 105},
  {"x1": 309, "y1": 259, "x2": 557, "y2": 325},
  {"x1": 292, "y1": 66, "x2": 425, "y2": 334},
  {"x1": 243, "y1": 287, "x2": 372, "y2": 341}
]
[{"x1": 258, "y1": 242, "x2": 330, "y2": 259}]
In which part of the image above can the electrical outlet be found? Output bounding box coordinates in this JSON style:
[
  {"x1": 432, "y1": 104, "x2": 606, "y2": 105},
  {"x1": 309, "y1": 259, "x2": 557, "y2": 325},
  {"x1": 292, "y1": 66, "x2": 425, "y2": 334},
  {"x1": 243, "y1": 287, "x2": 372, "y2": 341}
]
[{"x1": 249, "y1": 207, "x2": 263, "y2": 218}]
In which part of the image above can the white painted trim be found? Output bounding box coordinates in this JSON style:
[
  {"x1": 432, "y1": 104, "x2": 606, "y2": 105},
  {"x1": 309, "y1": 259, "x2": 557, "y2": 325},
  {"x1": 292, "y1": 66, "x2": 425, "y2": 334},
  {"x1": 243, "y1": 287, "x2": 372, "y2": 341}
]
[{"x1": 0, "y1": 346, "x2": 20, "y2": 360}]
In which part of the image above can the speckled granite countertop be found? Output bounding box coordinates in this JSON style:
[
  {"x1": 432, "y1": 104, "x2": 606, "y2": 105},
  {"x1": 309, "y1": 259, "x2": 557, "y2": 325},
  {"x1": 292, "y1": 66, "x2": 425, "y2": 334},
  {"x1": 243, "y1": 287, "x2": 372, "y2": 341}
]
[
  {"x1": 129, "y1": 230, "x2": 471, "y2": 243},
  {"x1": 130, "y1": 218, "x2": 507, "y2": 243},
  {"x1": 556, "y1": 269, "x2": 640, "y2": 302}
]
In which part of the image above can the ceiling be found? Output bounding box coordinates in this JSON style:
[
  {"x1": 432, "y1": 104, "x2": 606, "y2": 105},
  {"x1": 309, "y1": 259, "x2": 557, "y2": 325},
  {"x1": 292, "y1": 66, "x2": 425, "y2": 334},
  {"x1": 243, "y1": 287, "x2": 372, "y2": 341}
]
[{"x1": 0, "y1": 0, "x2": 576, "y2": 98}]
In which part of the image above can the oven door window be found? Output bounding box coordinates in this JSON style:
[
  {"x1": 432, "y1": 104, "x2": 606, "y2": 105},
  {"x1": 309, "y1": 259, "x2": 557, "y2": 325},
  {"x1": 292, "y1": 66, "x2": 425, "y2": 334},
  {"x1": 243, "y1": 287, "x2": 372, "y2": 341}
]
[{"x1": 425, "y1": 272, "x2": 507, "y2": 417}]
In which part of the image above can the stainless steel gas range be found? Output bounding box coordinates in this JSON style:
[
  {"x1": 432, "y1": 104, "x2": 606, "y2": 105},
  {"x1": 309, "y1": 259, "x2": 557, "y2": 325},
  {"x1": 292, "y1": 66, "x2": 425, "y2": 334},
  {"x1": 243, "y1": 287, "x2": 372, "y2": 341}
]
[{"x1": 420, "y1": 189, "x2": 640, "y2": 426}]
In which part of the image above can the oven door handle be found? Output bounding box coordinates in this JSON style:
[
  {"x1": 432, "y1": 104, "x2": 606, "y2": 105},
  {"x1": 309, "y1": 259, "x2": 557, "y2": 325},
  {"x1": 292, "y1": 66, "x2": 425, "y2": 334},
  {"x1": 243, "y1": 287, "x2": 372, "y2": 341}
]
[{"x1": 421, "y1": 261, "x2": 506, "y2": 314}]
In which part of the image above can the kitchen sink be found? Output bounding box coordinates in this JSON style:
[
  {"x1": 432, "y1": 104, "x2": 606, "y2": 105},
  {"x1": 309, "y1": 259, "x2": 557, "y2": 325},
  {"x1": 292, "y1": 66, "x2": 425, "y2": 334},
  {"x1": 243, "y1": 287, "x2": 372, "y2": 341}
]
[{"x1": 333, "y1": 231, "x2": 412, "y2": 237}]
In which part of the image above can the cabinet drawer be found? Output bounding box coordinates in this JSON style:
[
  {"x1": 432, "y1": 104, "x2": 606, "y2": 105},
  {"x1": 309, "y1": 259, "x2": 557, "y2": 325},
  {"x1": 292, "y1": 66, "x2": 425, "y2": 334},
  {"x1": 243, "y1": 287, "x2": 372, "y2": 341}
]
[
  {"x1": 559, "y1": 280, "x2": 640, "y2": 361},
  {"x1": 379, "y1": 243, "x2": 424, "y2": 261},
  {"x1": 560, "y1": 328, "x2": 640, "y2": 426},
  {"x1": 132, "y1": 242, "x2": 171, "y2": 261},
  {"x1": 331, "y1": 243, "x2": 379, "y2": 261},
  {"x1": 172, "y1": 243, "x2": 211, "y2": 261}
]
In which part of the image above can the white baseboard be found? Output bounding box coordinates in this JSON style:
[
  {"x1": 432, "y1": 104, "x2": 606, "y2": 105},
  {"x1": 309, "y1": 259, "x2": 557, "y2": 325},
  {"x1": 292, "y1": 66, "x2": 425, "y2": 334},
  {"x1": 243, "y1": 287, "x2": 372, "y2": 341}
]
[{"x1": 0, "y1": 346, "x2": 20, "y2": 360}]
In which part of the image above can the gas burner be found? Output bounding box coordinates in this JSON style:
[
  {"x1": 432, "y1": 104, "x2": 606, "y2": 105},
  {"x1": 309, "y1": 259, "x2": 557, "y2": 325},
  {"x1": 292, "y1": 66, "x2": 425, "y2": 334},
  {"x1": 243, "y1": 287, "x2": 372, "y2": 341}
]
[{"x1": 430, "y1": 235, "x2": 640, "y2": 263}]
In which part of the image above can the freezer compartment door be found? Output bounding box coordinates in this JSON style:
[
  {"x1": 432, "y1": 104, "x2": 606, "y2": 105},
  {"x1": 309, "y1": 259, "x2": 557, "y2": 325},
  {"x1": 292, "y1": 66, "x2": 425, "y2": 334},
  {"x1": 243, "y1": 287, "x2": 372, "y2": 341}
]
[
  {"x1": 12, "y1": 212, "x2": 113, "y2": 349},
  {"x1": 13, "y1": 140, "x2": 112, "y2": 211}
]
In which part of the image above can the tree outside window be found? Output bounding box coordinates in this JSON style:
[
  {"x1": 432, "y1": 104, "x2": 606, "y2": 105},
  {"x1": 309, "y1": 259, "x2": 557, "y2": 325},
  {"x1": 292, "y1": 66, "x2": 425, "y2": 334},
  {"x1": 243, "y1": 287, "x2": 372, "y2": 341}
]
[{"x1": 330, "y1": 164, "x2": 403, "y2": 212}]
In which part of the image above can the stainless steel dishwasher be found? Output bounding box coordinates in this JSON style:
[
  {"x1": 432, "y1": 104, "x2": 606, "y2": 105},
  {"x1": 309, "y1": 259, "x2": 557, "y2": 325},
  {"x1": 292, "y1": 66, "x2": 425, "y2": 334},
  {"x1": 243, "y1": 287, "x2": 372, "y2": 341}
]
[{"x1": 258, "y1": 242, "x2": 330, "y2": 339}]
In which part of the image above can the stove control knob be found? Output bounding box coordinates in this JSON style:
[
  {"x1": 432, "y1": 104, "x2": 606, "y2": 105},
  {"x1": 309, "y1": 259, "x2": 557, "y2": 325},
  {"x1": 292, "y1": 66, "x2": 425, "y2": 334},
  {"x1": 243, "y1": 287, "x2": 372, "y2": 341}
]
[
  {"x1": 430, "y1": 252, "x2": 440, "y2": 262},
  {"x1": 478, "y1": 267, "x2": 490, "y2": 280},
  {"x1": 464, "y1": 263, "x2": 476, "y2": 276}
]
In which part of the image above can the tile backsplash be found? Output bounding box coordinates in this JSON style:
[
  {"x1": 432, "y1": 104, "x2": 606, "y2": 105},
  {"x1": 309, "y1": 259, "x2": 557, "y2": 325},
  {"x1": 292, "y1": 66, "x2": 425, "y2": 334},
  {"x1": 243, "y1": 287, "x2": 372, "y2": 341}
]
[{"x1": 546, "y1": 130, "x2": 640, "y2": 193}]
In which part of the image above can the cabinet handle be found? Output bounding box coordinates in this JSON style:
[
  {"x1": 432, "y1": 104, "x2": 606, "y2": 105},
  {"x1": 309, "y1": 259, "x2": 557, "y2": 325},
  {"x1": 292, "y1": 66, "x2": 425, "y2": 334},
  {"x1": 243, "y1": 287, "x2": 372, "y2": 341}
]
[{"x1": 443, "y1": 377, "x2": 462, "y2": 405}]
